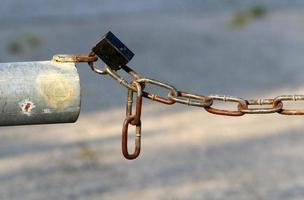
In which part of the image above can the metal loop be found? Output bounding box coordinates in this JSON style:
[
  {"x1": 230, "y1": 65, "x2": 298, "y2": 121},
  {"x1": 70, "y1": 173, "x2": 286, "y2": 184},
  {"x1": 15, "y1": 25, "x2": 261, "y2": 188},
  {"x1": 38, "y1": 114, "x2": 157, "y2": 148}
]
[
  {"x1": 126, "y1": 81, "x2": 143, "y2": 125},
  {"x1": 136, "y1": 78, "x2": 178, "y2": 105},
  {"x1": 122, "y1": 116, "x2": 141, "y2": 160},
  {"x1": 274, "y1": 95, "x2": 304, "y2": 115},
  {"x1": 204, "y1": 95, "x2": 247, "y2": 116},
  {"x1": 238, "y1": 99, "x2": 283, "y2": 114},
  {"x1": 168, "y1": 91, "x2": 213, "y2": 107},
  {"x1": 87, "y1": 52, "x2": 108, "y2": 75}
]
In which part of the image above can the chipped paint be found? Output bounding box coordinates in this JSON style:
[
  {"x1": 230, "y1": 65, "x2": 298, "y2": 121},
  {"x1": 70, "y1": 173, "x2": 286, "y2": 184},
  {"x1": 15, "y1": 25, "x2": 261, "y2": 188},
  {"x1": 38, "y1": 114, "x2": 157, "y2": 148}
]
[
  {"x1": 37, "y1": 73, "x2": 73, "y2": 108},
  {"x1": 43, "y1": 108, "x2": 51, "y2": 113},
  {"x1": 19, "y1": 99, "x2": 36, "y2": 116}
]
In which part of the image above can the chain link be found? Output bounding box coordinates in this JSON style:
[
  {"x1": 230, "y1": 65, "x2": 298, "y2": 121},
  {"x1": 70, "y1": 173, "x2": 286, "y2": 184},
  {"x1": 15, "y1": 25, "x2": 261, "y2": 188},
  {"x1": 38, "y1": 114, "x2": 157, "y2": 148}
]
[
  {"x1": 205, "y1": 95, "x2": 247, "y2": 116},
  {"x1": 122, "y1": 116, "x2": 141, "y2": 160},
  {"x1": 168, "y1": 91, "x2": 213, "y2": 107},
  {"x1": 238, "y1": 99, "x2": 283, "y2": 114},
  {"x1": 274, "y1": 95, "x2": 304, "y2": 115},
  {"x1": 122, "y1": 81, "x2": 143, "y2": 160},
  {"x1": 87, "y1": 52, "x2": 110, "y2": 75},
  {"x1": 136, "y1": 78, "x2": 178, "y2": 105}
]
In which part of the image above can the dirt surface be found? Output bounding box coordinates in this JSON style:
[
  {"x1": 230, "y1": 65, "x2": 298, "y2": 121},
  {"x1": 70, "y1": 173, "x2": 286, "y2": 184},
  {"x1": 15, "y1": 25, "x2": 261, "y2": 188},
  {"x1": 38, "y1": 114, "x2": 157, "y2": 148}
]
[{"x1": 0, "y1": 101, "x2": 304, "y2": 200}]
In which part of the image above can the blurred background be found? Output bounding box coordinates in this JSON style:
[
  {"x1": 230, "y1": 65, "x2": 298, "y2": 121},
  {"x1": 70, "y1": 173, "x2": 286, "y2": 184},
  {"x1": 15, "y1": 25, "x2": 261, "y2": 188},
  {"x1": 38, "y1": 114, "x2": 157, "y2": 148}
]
[{"x1": 1, "y1": 0, "x2": 304, "y2": 199}]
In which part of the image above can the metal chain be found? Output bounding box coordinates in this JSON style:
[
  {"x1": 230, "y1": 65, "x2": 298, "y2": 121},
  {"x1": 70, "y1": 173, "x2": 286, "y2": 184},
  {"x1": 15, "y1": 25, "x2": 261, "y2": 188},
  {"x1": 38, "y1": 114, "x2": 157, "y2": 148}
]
[
  {"x1": 91, "y1": 57, "x2": 304, "y2": 158},
  {"x1": 86, "y1": 59, "x2": 304, "y2": 116},
  {"x1": 55, "y1": 54, "x2": 304, "y2": 159}
]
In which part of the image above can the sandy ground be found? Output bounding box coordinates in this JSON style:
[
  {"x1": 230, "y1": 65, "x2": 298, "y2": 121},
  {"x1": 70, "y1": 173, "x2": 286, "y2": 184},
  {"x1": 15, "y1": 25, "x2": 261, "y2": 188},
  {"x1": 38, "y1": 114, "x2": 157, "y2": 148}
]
[
  {"x1": 1, "y1": 99, "x2": 304, "y2": 200},
  {"x1": 0, "y1": 4, "x2": 304, "y2": 200}
]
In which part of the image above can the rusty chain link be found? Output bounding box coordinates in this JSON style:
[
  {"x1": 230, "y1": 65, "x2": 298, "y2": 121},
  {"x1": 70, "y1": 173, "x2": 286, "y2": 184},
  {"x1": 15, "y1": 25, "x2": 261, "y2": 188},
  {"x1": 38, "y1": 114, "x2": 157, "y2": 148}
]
[
  {"x1": 238, "y1": 99, "x2": 283, "y2": 114},
  {"x1": 274, "y1": 95, "x2": 304, "y2": 115},
  {"x1": 122, "y1": 81, "x2": 143, "y2": 160},
  {"x1": 168, "y1": 91, "x2": 213, "y2": 107},
  {"x1": 136, "y1": 78, "x2": 178, "y2": 105},
  {"x1": 205, "y1": 95, "x2": 247, "y2": 116}
]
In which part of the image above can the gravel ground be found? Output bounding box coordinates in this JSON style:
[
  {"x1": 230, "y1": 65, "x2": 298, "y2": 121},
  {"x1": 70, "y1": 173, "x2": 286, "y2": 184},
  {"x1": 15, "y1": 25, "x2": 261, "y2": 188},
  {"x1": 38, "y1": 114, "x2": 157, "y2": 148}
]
[
  {"x1": 0, "y1": 103, "x2": 304, "y2": 200},
  {"x1": 0, "y1": 2, "x2": 304, "y2": 199}
]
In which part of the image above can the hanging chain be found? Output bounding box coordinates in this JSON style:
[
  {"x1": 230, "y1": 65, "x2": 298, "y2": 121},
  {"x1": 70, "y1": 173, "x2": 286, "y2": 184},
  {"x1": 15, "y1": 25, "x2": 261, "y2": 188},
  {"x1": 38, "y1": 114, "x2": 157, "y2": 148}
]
[
  {"x1": 86, "y1": 57, "x2": 304, "y2": 117},
  {"x1": 51, "y1": 26, "x2": 304, "y2": 160},
  {"x1": 52, "y1": 53, "x2": 304, "y2": 160}
]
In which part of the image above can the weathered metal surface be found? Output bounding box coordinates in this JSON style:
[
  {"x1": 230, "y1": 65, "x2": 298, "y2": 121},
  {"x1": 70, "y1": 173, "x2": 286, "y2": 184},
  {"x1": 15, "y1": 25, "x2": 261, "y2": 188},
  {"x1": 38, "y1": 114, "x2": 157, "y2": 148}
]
[
  {"x1": 122, "y1": 82, "x2": 143, "y2": 160},
  {"x1": 0, "y1": 61, "x2": 80, "y2": 126},
  {"x1": 52, "y1": 54, "x2": 97, "y2": 63}
]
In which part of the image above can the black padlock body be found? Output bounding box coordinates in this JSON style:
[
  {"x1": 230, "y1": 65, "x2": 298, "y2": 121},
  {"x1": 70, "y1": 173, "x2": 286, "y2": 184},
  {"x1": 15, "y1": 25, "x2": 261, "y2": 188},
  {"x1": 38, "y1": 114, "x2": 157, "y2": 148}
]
[{"x1": 92, "y1": 31, "x2": 134, "y2": 70}]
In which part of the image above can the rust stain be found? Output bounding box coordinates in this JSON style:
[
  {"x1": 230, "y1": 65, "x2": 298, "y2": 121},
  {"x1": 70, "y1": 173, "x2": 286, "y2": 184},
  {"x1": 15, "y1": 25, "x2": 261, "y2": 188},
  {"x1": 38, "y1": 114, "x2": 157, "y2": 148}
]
[
  {"x1": 24, "y1": 103, "x2": 31, "y2": 112},
  {"x1": 19, "y1": 99, "x2": 36, "y2": 116},
  {"x1": 37, "y1": 73, "x2": 73, "y2": 108}
]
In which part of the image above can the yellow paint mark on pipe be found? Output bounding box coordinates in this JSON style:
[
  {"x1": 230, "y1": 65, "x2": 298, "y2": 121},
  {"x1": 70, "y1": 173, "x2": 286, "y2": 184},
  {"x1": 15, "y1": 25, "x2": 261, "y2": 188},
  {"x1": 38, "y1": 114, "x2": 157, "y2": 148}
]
[{"x1": 37, "y1": 72, "x2": 73, "y2": 108}]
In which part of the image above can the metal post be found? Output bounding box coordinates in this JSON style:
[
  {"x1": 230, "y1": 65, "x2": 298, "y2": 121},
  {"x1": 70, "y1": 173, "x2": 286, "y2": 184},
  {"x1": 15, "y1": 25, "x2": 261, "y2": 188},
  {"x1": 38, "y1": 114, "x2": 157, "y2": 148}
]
[{"x1": 0, "y1": 60, "x2": 80, "y2": 126}]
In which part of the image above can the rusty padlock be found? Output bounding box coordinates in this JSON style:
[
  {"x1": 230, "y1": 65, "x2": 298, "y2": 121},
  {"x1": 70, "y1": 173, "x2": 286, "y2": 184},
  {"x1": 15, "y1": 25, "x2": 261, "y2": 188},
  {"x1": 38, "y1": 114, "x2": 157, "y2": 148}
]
[{"x1": 92, "y1": 31, "x2": 134, "y2": 70}]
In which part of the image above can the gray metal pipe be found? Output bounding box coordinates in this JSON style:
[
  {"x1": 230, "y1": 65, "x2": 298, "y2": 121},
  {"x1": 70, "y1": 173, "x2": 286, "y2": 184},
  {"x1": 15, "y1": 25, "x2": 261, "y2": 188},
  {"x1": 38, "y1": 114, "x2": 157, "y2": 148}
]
[{"x1": 0, "y1": 61, "x2": 80, "y2": 126}]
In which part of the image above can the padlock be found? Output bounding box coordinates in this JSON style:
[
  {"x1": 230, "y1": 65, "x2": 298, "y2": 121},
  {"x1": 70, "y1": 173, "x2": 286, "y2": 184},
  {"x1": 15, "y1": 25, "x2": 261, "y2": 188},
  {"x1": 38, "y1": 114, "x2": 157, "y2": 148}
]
[
  {"x1": 0, "y1": 60, "x2": 80, "y2": 126},
  {"x1": 92, "y1": 31, "x2": 134, "y2": 70}
]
